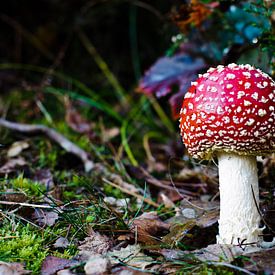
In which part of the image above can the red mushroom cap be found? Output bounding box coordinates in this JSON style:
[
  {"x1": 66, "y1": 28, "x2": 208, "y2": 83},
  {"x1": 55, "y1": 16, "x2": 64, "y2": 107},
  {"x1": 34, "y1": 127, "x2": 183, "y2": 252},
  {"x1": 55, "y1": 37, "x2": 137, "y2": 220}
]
[{"x1": 179, "y1": 63, "x2": 275, "y2": 159}]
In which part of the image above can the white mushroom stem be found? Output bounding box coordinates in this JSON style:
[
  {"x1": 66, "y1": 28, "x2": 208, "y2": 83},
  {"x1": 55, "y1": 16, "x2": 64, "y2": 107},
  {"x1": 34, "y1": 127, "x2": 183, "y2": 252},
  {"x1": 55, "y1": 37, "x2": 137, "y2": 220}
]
[{"x1": 216, "y1": 152, "x2": 261, "y2": 245}]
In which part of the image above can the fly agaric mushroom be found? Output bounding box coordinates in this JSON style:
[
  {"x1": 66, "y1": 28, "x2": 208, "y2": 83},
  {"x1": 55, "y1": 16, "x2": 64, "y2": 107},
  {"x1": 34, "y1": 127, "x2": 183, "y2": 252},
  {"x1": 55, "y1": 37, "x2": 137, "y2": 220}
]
[{"x1": 179, "y1": 63, "x2": 275, "y2": 245}]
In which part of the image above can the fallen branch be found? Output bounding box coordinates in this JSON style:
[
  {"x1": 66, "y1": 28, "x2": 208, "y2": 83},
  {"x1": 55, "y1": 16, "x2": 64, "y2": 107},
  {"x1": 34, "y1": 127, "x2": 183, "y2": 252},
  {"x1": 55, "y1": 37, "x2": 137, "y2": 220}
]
[{"x1": 0, "y1": 118, "x2": 94, "y2": 172}]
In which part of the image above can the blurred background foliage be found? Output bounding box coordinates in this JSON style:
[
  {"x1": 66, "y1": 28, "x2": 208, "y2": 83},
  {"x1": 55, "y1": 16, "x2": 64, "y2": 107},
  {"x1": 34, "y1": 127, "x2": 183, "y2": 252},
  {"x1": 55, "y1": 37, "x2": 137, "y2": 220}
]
[
  {"x1": 0, "y1": 0, "x2": 274, "y2": 116},
  {"x1": 0, "y1": 0, "x2": 173, "y2": 90}
]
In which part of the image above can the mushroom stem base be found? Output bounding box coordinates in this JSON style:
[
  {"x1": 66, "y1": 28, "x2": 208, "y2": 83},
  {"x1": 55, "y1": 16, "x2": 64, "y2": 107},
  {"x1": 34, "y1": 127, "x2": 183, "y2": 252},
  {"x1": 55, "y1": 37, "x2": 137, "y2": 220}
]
[{"x1": 216, "y1": 153, "x2": 261, "y2": 245}]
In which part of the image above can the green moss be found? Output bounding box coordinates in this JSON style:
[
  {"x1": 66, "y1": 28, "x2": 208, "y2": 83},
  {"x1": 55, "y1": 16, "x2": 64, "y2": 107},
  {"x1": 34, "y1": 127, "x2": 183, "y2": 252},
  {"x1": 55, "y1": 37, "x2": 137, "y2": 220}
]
[
  {"x1": 38, "y1": 140, "x2": 59, "y2": 169},
  {"x1": 0, "y1": 223, "x2": 49, "y2": 274},
  {"x1": 0, "y1": 221, "x2": 79, "y2": 274},
  {"x1": 103, "y1": 184, "x2": 124, "y2": 198},
  {"x1": 52, "y1": 248, "x2": 77, "y2": 259},
  {"x1": 1, "y1": 174, "x2": 46, "y2": 197}
]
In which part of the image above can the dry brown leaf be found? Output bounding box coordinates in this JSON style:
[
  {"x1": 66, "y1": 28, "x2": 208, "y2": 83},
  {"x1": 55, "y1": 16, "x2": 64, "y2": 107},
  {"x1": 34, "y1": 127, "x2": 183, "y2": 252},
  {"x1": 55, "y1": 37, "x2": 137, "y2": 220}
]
[
  {"x1": 158, "y1": 192, "x2": 176, "y2": 208},
  {"x1": 102, "y1": 127, "x2": 120, "y2": 142},
  {"x1": 65, "y1": 102, "x2": 92, "y2": 134},
  {"x1": 33, "y1": 209, "x2": 59, "y2": 227},
  {"x1": 7, "y1": 140, "x2": 29, "y2": 158},
  {"x1": 53, "y1": 237, "x2": 69, "y2": 249},
  {"x1": 7, "y1": 140, "x2": 30, "y2": 158},
  {"x1": 244, "y1": 247, "x2": 275, "y2": 273},
  {"x1": 0, "y1": 157, "x2": 27, "y2": 174},
  {"x1": 78, "y1": 229, "x2": 113, "y2": 261},
  {"x1": 163, "y1": 201, "x2": 219, "y2": 250},
  {"x1": 158, "y1": 244, "x2": 236, "y2": 263},
  {"x1": 130, "y1": 212, "x2": 170, "y2": 245},
  {"x1": 0, "y1": 261, "x2": 30, "y2": 275},
  {"x1": 106, "y1": 244, "x2": 153, "y2": 270},
  {"x1": 41, "y1": 256, "x2": 79, "y2": 275}
]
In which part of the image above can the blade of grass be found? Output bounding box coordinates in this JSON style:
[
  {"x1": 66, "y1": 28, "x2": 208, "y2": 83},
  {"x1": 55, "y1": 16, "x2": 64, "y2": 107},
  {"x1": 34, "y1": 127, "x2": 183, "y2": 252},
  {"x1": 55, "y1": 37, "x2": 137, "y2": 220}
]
[
  {"x1": 120, "y1": 96, "x2": 150, "y2": 166},
  {"x1": 77, "y1": 28, "x2": 129, "y2": 107},
  {"x1": 36, "y1": 100, "x2": 53, "y2": 124},
  {"x1": 121, "y1": 119, "x2": 138, "y2": 166},
  {"x1": 148, "y1": 96, "x2": 174, "y2": 133},
  {"x1": 143, "y1": 131, "x2": 163, "y2": 162},
  {"x1": 45, "y1": 86, "x2": 122, "y2": 122}
]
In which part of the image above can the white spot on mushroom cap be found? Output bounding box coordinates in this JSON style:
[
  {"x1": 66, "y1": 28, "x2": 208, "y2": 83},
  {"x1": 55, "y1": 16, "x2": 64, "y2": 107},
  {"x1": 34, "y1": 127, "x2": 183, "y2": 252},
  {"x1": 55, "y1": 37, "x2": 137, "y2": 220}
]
[
  {"x1": 228, "y1": 63, "x2": 237, "y2": 69},
  {"x1": 226, "y1": 73, "x2": 236, "y2": 79},
  {"x1": 217, "y1": 106, "x2": 224, "y2": 114},
  {"x1": 210, "y1": 86, "x2": 217, "y2": 93},
  {"x1": 198, "y1": 84, "x2": 204, "y2": 91},
  {"x1": 191, "y1": 113, "x2": 196, "y2": 120},
  {"x1": 260, "y1": 96, "x2": 269, "y2": 103},
  {"x1": 209, "y1": 76, "x2": 219, "y2": 81},
  {"x1": 257, "y1": 83, "x2": 265, "y2": 89},
  {"x1": 245, "y1": 118, "x2": 255, "y2": 126},
  {"x1": 244, "y1": 82, "x2": 251, "y2": 89},
  {"x1": 207, "y1": 67, "x2": 215, "y2": 73},
  {"x1": 251, "y1": 93, "x2": 259, "y2": 100},
  {"x1": 237, "y1": 91, "x2": 245, "y2": 99},
  {"x1": 242, "y1": 71, "x2": 251, "y2": 78},
  {"x1": 236, "y1": 106, "x2": 242, "y2": 113},
  {"x1": 226, "y1": 84, "x2": 233, "y2": 89},
  {"x1": 258, "y1": 109, "x2": 267, "y2": 117},
  {"x1": 188, "y1": 103, "x2": 194, "y2": 110},
  {"x1": 244, "y1": 100, "x2": 252, "y2": 106}
]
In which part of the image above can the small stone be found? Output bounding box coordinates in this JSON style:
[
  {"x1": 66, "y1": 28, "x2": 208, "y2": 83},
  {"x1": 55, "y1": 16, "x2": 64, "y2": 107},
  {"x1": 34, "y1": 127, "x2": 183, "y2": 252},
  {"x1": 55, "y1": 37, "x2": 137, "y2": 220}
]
[
  {"x1": 181, "y1": 208, "x2": 196, "y2": 219},
  {"x1": 84, "y1": 254, "x2": 111, "y2": 275}
]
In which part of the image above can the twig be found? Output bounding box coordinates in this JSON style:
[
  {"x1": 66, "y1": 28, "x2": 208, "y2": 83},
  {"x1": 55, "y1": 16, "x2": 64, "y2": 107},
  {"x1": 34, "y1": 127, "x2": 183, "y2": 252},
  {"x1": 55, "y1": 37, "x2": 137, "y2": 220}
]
[
  {"x1": 0, "y1": 118, "x2": 94, "y2": 172},
  {"x1": 102, "y1": 177, "x2": 160, "y2": 208},
  {"x1": 0, "y1": 200, "x2": 54, "y2": 209}
]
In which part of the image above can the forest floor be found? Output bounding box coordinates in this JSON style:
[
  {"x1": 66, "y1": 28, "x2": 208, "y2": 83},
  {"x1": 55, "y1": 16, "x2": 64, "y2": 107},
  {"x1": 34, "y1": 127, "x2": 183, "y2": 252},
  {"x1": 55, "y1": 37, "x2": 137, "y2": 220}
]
[{"x1": 0, "y1": 79, "x2": 274, "y2": 274}]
